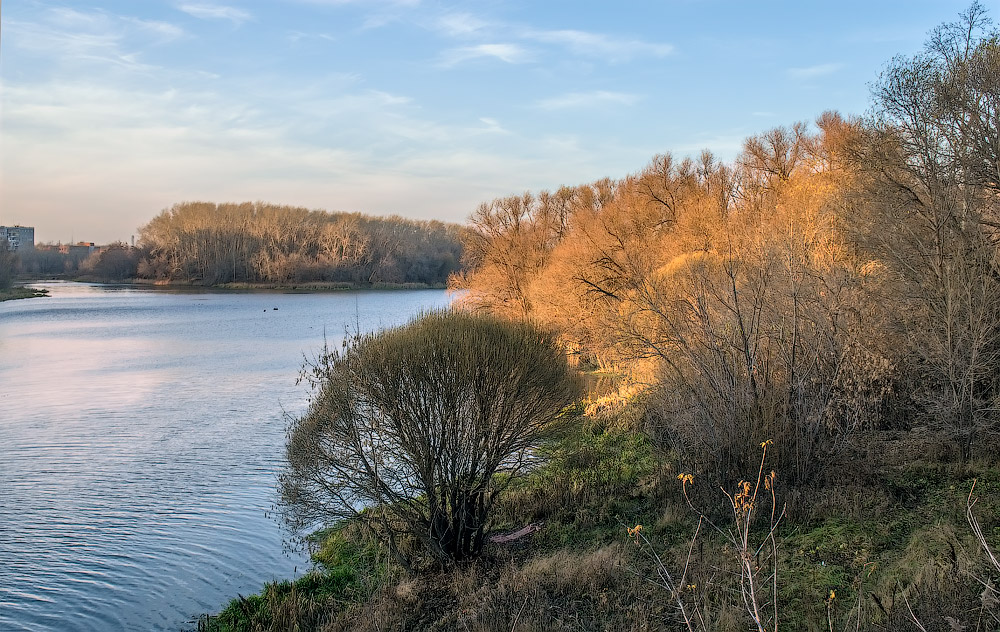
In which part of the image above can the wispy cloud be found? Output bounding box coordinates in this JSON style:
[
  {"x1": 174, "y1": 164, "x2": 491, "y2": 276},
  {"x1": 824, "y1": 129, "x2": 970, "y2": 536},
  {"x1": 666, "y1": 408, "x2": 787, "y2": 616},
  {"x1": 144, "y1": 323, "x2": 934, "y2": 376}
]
[
  {"x1": 439, "y1": 43, "x2": 530, "y2": 67},
  {"x1": 126, "y1": 18, "x2": 185, "y2": 42},
  {"x1": 436, "y1": 13, "x2": 489, "y2": 37},
  {"x1": 524, "y1": 29, "x2": 673, "y2": 61},
  {"x1": 787, "y1": 62, "x2": 843, "y2": 79},
  {"x1": 477, "y1": 117, "x2": 510, "y2": 135},
  {"x1": 287, "y1": 30, "x2": 336, "y2": 44},
  {"x1": 5, "y1": 8, "x2": 183, "y2": 72},
  {"x1": 178, "y1": 3, "x2": 253, "y2": 25},
  {"x1": 535, "y1": 91, "x2": 639, "y2": 110},
  {"x1": 429, "y1": 18, "x2": 671, "y2": 65}
]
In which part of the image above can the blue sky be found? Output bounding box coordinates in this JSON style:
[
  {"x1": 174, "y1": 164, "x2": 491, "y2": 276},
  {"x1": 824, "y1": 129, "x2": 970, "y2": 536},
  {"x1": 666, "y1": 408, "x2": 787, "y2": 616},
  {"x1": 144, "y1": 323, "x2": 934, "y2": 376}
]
[{"x1": 0, "y1": 0, "x2": 976, "y2": 243}]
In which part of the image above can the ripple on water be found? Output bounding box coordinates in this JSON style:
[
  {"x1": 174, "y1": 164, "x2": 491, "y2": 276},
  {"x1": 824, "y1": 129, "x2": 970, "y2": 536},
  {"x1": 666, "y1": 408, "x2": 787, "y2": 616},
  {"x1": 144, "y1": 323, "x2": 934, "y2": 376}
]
[{"x1": 1, "y1": 282, "x2": 450, "y2": 631}]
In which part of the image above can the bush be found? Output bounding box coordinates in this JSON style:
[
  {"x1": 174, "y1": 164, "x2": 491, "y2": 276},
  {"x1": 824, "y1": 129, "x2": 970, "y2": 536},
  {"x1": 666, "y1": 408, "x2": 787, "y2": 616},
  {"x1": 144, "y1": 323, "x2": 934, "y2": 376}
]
[{"x1": 279, "y1": 310, "x2": 580, "y2": 565}]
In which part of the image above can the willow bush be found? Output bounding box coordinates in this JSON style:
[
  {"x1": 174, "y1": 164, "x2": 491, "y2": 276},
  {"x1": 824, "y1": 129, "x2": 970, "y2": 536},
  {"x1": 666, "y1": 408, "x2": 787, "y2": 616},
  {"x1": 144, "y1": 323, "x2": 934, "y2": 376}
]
[{"x1": 279, "y1": 310, "x2": 580, "y2": 565}]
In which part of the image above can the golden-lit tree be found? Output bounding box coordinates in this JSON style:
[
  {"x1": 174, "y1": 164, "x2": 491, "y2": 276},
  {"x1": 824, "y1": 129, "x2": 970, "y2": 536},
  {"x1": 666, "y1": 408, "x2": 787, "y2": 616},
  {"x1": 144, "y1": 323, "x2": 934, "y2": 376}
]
[{"x1": 138, "y1": 202, "x2": 465, "y2": 286}]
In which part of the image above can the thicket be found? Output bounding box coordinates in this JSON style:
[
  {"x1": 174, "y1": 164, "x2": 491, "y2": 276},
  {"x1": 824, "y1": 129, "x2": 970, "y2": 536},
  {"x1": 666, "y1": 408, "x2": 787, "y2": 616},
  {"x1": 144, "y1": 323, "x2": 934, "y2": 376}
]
[
  {"x1": 137, "y1": 202, "x2": 466, "y2": 286},
  {"x1": 15, "y1": 247, "x2": 89, "y2": 277},
  {"x1": 453, "y1": 3, "x2": 1000, "y2": 491}
]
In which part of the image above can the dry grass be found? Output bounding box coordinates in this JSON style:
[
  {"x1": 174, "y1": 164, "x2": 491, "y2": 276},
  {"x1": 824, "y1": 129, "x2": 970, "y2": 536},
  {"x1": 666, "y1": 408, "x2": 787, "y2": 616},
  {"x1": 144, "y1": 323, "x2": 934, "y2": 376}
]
[{"x1": 324, "y1": 546, "x2": 669, "y2": 632}]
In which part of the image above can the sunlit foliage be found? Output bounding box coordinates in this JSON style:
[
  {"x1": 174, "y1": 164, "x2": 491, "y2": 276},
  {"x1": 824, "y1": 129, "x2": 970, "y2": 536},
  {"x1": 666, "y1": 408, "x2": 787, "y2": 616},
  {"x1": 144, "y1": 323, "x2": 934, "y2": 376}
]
[
  {"x1": 454, "y1": 3, "x2": 1000, "y2": 485},
  {"x1": 138, "y1": 202, "x2": 466, "y2": 286}
]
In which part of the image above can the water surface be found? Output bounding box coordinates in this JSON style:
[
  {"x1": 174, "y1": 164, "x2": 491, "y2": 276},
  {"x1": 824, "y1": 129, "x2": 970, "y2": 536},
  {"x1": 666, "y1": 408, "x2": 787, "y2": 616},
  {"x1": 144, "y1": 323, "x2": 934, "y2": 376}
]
[{"x1": 0, "y1": 282, "x2": 449, "y2": 631}]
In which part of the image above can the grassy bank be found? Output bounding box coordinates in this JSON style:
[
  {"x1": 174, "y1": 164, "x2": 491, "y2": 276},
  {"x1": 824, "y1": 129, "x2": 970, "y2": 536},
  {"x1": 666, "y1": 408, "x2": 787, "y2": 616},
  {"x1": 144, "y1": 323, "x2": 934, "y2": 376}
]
[
  {"x1": 0, "y1": 286, "x2": 49, "y2": 302},
  {"x1": 200, "y1": 396, "x2": 1000, "y2": 631}
]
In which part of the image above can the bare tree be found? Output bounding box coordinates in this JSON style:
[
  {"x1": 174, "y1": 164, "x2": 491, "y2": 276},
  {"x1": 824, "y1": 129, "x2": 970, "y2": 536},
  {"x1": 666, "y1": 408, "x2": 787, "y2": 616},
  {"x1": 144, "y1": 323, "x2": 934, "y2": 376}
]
[
  {"x1": 137, "y1": 202, "x2": 465, "y2": 286},
  {"x1": 279, "y1": 311, "x2": 580, "y2": 565},
  {"x1": 0, "y1": 246, "x2": 17, "y2": 291},
  {"x1": 857, "y1": 0, "x2": 1000, "y2": 458}
]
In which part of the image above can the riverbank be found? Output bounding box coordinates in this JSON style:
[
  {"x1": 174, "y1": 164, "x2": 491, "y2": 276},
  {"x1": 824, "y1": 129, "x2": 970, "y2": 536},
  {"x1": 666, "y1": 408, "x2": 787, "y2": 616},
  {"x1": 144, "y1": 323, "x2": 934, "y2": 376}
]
[
  {"x1": 200, "y1": 393, "x2": 1000, "y2": 631},
  {"x1": 63, "y1": 277, "x2": 449, "y2": 292},
  {"x1": 0, "y1": 286, "x2": 49, "y2": 302},
  {"x1": 205, "y1": 281, "x2": 447, "y2": 291}
]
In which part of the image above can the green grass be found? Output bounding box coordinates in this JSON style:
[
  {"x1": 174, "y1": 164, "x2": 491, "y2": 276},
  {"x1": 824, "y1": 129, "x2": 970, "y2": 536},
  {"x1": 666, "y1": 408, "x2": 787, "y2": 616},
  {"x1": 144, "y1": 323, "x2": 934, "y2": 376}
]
[
  {"x1": 493, "y1": 417, "x2": 665, "y2": 549},
  {"x1": 198, "y1": 529, "x2": 390, "y2": 632},
  {"x1": 0, "y1": 286, "x2": 48, "y2": 301}
]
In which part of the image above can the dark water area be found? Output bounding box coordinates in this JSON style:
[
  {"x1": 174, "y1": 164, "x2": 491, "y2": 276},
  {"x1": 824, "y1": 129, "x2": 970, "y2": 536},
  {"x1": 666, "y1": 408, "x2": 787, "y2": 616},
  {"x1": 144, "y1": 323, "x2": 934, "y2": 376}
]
[{"x1": 0, "y1": 282, "x2": 450, "y2": 631}]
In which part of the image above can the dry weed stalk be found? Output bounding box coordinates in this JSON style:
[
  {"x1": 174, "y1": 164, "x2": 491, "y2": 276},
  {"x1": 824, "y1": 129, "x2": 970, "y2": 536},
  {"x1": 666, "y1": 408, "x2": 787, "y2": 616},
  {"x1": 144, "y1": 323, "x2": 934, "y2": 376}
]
[
  {"x1": 628, "y1": 440, "x2": 785, "y2": 631},
  {"x1": 966, "y1": 479, "x2": 1000, "y2": 628},
  {"x1": 627, "y1": 518, "x2": 704, "y2": 631}
]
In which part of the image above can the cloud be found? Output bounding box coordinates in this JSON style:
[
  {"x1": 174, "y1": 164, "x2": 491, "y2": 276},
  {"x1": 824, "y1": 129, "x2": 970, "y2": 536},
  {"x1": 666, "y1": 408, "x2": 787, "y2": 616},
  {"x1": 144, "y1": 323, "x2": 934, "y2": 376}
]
[
  {"x1": 524, "y1": 29, "x2": 673, "y2": 61},
  {"x1": 287, "y1": 30, "x2": 336, "y2": 44},
  {"x1": 439, "y1": 43, "x2": 530, "y2": 67},
  {"x1": 477, "y1": 117, "x2": 510, "y2": 135},
  {"x1": 436, "y1": 13, "x2": 489, "y2": 37},
  {"x1": 0, "y1": 77, "x2": 542, "y2": 242},
  {"x1": 126, "y1": 18, "x2": 186, "y2": 42},
  {"x1": 4, "y1": 8, "x2": 183, "y2": 73},
  {"x1": 534, "y1": 91, "x2": 639, "y2": 110},
  {"x1": 178, "y1": 3, "x2": 253, "y2": 25},
  {"x1": 787, "y1": 63, "x2": 843, "y2": 79}
]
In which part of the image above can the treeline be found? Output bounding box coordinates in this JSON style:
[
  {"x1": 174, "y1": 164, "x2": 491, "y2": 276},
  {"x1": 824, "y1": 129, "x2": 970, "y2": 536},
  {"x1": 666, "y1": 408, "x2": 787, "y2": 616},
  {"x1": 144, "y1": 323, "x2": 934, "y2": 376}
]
[
  {"x1": 137, "y1": 202, "x2": 466, "y2": 286},
  {"x1": 453, "y1": 6, "x2": 1000, "y2": 492},
  {"x1": 15, "y1": 244, "x2": 140, "y2": 281},
  {"x1": 13, "y1": 205, "x2": 465, "y2": 286}
]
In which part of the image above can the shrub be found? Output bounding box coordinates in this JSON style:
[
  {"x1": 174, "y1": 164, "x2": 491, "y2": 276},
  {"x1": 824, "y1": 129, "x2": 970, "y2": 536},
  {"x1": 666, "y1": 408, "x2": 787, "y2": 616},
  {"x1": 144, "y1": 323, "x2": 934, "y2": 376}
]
[{"x1": 279, "y1": 310, "x2": 580, "y2": 565}]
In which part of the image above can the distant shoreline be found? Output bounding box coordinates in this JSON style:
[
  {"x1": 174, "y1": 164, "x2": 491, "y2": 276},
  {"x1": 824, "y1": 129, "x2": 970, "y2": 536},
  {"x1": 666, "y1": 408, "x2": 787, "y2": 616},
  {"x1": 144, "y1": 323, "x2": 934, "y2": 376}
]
[
  {"x1": 128, "y1": 279, "x2": 449, "y2": 292},
  {"x1": 0, "y1": 286, "x2": 49, "y2": 302},
  {"x1": 19, "y1": 276, "x2": 449, "y2": 293}
]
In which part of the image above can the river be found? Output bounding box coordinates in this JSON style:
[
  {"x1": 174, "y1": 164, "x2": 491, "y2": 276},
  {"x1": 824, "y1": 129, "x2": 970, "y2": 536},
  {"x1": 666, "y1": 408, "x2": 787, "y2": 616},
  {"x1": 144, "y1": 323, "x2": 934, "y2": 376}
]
[{"x1": 0, "y1": 282, "x2": 451, "y2": 631}]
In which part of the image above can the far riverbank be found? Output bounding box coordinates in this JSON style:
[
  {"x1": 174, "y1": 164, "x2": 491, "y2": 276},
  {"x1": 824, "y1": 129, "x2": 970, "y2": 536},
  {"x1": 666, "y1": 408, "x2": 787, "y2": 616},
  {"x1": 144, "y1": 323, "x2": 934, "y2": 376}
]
[
  {"x1": 138, "y1": 279, "x2": 449, "y2": 292},
  {"x1": 0, "y1": 286, "x2": 49, "y2": 302},
  {"x1": 20, "y1": 275, "x2": 449, "y2": 293}
]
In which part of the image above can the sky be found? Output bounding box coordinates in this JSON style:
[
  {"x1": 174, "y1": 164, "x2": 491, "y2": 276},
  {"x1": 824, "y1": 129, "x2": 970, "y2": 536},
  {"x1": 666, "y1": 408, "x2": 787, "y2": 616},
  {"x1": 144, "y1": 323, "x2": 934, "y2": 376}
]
[{"x1": 0, "y1": 0, "x2": 980, "y2": 244}]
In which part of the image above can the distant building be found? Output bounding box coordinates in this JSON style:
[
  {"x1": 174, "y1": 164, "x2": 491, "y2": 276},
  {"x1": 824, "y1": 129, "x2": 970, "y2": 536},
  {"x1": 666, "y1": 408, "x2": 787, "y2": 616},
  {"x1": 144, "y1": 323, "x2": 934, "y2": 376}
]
[
  {"x1": 0, "y1": 226, "x2": 35, "y2": 251},
  {"x1": 59, "y1": 242, "x2": 97, "y2": 257}
]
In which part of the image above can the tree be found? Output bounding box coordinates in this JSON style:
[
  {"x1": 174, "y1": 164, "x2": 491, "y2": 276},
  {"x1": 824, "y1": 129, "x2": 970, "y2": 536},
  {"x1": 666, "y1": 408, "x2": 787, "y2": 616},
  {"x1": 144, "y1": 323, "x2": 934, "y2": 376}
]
[
  {"x1": 80, "y1": 243, "x2": 140, "y2": 281},
  {"x1": 279, "y1": 310, "x2": 580, "y2": 565},
  {"x1": 137, "y1": 202, "x2": 466, "y2": 286},
  {"x1": 0, "y1": 246, "x2": 16, "y2": 291},
  {"x1": 856, "y1": 1, "x2": 1000, "y2": 458}
]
